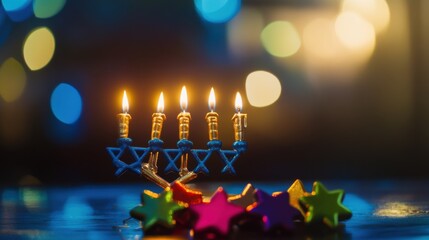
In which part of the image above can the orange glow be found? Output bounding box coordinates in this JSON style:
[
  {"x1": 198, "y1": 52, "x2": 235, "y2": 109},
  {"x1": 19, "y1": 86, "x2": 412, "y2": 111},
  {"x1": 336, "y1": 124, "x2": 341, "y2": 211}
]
[
  {"x1": 157, "y1": 92, "x2": 164, "y2": 113},
  {"x1": 180, "y1": 86, "x2": 188, "y2": 111},
  {"x1": 122, "y1": 90, "x2": 129, "y2": 113},
  {"x1": 208, "y1": 87, "x2": 216, "y2": 111},
  {"x1": 235, "y1": 92, "x2": 242, "y2": 112}
]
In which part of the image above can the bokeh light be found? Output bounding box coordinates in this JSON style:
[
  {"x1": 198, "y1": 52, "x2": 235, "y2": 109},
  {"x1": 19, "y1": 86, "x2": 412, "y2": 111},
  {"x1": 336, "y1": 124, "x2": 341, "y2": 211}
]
[
  {"x1": 227, "y1": 7, "x2": 263, "y2": 57},
  {"x1": 261, "y1": 21, "x2": 301, "y2": 58},
  {"x1": 1, "y1": 0, "x2": 33, "y2": 22},
  {"x1": 342, "y1": 0, "x2": 390, "y2": 33},
  {"x1": 374, "y1": 202, "x2": 422, "y2": 217},
  {"x1": 245, "y1": 70, "x2": 281, "y2": 107},
  {"x1": 303, "y1": 18, "x2": 339, "y2": 61},
  {"x1": 50, "y1": 83, "x2": 82, "y2": 124},
  {"x1": 63, "y1": 197, "x2": 94, "y2": 217},
  {"x1": 33, "y1": 0, "x2": 66, "y2": 19},
  {"x1": 194, "y1": 0, "x2": 240, "y2": 23},
  {"x1": 21, "y1": 188, "x2": 47, "y2": 212},
  {"x1": 335, "y1": 11, "x2": 376, "y2": 50},
  {"x1": 302, "y1": 17, "x2": 375, "y2": 83},
  {"x1": 23, "y1": 27, "x2": 56, "y2": 71},
  {"x1": 0, "y1": 58, "x2": 27, "y2": 102}
]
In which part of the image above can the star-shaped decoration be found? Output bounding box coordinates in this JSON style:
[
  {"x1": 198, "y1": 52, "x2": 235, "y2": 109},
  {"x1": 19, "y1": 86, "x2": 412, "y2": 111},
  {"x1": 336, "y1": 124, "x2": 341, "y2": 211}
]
[
  {"x1": 299, "y1": 181, "x2": 352, "y2": 228},
  {"x1": 273, "y1": 179, "x2": 308, "y2": 217},
  {"x1": 170, "y1": 182, "x2": 203, "y2": 205},
  {"x1": 190, "y1": 187, "x2": 244, "y2": 235},
  {"x1": 129, "y1": 189, "x2": 184, "y2": 230},
  {"x1": 106, "y1": 145, "x2": 150, "y2": 176},
  {"x1": 247, "y1": 190, "x2": 301, "y2": 231},
  {"x1": 228, "y1": 183, "x2": 256, "y2": 208}
]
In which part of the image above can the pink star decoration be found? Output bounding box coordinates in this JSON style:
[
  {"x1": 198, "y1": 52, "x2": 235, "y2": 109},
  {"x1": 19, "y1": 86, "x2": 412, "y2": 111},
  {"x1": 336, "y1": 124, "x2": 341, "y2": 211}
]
[
  {"x1": 190, "y1": 187, "x2": 244, "y2": 235},
  {"x1": 247, "y1": 190, "x2": 301, "y2": 231}
]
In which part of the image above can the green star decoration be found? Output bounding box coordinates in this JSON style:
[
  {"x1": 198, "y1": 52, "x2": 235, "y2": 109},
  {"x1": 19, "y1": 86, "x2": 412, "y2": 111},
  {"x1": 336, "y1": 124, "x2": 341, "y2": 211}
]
[
  {"x1": 130, "y1": 189, "x2": 184, "y2": 230},
  {"x1": 299, "y1": 181, "x2": 352, "y2": 228}
]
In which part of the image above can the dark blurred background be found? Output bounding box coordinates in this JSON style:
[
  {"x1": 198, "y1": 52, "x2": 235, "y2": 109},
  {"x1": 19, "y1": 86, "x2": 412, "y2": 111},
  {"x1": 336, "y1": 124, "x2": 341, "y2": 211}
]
[{"x1": 0, "y1": 0, "x2": 428, "y2": 185}]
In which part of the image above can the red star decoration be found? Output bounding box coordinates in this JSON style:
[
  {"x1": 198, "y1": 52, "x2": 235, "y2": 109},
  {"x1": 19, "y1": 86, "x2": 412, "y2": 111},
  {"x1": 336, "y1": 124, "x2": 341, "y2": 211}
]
[
  {"x1": 190, "y1": 187, "x2": 244, "y2": 235},
  {"x1": 170, "y1": 182, "x2": 203, "y2": 205},
  {"x1": 247, "y1": 190, "x2": 301, "y2": 231}
]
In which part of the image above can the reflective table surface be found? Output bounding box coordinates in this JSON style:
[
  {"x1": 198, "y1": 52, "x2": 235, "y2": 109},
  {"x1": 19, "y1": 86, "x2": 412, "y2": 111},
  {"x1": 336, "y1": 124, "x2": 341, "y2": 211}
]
[{"x1": 1, "y1": 180, "x2": 429, "y2": 239}]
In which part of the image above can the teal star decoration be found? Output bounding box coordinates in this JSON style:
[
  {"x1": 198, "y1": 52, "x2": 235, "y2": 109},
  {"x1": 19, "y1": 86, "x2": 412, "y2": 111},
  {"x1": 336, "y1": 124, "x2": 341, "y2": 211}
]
[
  {"x1": 130, "y1": 189, "x2": 184, "y2": 230},
  {"x1": 299, "y1": 181, "x2": 352, "y2": 228}
]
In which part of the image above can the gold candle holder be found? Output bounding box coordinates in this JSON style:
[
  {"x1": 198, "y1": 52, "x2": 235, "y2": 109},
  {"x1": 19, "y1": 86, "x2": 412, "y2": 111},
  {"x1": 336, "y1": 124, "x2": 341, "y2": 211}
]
[
  {"x1": 178, "y1": 86, "x2": 191, "y2": 177},
  {"x1": 118, "y1": 90, "x2": 131, "y2": 138},
  {"x1": 206, "y1": 87, "x2": 219, "y2": 140},
  {"x1": 149, "y1": 92, "x2": 166, "y2": 173},
  {"x1": 206, "y1": 112, "x2": 219, "y2": 140},
  {"x1": 178, "y1": 111, "x2": 191, "y2": 140},
  {"x1": 141, "y1": 163, "x2": 170, "y2": 189},
  {"x1": 118, "y1": 113, "x2": 131, "y2": 138},
  {"x1": 232, "y1": 92, "x2": 247, "y2": 141}
]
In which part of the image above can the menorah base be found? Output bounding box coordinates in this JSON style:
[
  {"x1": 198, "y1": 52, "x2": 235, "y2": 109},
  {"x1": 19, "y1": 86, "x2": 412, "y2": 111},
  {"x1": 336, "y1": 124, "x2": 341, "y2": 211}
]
[
  {"x1": 107, "y1": 138, "x2": 247, "y2": 187},
  {"x1": 141, "y1": 164, "x2": 170, "y2": 188},
  {"x1": 142, "y1": 163, "x2": 198, "y2": 189}
]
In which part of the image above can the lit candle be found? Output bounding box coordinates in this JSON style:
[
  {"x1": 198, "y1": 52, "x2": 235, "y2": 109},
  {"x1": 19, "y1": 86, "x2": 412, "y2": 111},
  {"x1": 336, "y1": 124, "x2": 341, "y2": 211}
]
[
  {"x1": 206, "y1": 87, "x2": 219, "y2": 140},
  {"x1": 151, "y1": 92, "x2": 166, "y2": 139},
  {"x1": 148, "y1": 92, "x2": 166, "y2": 173},
  {"x1": 177, "y1": 86, "x2": 191, "y2": 176},
  {"x1": 177, "y1": 86, "x2": 191, "y2": 140},
  {"x1": 118, "y1": 90, "x2": 131, "y2": 138},
  {"x1": 232, "y1": 92, "x2": 247, "y2": 141}
]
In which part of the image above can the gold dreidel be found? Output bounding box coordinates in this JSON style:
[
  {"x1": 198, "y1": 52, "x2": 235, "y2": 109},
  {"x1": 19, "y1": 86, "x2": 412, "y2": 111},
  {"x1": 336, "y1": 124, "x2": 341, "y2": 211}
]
[
  {"x1": 148, "y1": 92, "x2": 166, "y2": 173},
  {"x1": 178, "y1": 86, "x2": 191, "y2": 176},
  {"x1": 118, "y1": 90, "x2": 131, "y2": 138},
  {"x1": 206, "y1": 87, "x2": 219, "y2": 140},
  {"x1": 232, "y1": 92, "x2": 247, "y2": 141}
]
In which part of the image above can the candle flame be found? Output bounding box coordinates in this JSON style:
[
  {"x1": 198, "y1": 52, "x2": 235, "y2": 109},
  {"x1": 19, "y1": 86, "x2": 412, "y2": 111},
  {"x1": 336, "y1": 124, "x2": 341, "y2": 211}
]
[
  {"x1": 180, "y1": 86, "x2": 188, "y2": 111},
  {"x1": 122, "y1": 90, "x2": 129, "y2": 113},
  {"x1": 157, "y1": 92, "x2": 164, "y2": 113},
  {"x1": 235, "y1": 92, "x2": 242, "y2": 112},
  {"x1": 208, "y1": 87, "x2": 216, "y2": 111}
]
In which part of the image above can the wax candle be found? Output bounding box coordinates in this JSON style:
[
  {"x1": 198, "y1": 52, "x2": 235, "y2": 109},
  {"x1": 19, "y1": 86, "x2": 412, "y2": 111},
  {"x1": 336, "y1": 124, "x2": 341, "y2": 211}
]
[
  {"x1": 148, "y1": 92, "x2": 166, "y2": 173},
  {"x1": 177, "y1": 86, "x2": 191, "y2": 140},
  {"x1": 151, "y1": 92, "x2": 166, "y2": 139},
  {"x1": 206, "y1": 87, "x2": 219, "y2": 140},
  {"x1": 118, "y1": 90, "x2": 131, "y2": 138},
  {"x1": 232, "y1": 92, "x2": 247, "y2": 141},
  {"x1": 177, "y1": 86, "x2": 191, "y2": 176}
]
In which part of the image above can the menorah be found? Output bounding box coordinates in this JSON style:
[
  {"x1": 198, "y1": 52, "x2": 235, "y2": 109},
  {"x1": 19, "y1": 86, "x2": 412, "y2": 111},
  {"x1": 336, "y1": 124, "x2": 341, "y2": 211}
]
[{"x1": 106, "y1": 87, "x2": 248, "y2": 188}]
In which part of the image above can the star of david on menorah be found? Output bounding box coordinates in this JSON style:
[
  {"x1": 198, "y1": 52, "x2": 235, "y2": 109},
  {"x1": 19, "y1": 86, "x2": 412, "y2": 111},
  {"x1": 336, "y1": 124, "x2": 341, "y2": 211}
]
[{"x1": 107, "y1": 86, "x2": 248, "y2": 189}]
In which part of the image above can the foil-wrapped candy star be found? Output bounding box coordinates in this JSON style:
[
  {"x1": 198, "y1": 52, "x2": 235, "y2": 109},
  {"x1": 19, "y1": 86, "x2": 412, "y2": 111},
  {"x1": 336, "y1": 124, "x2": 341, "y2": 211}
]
[
  {"x1": 299, "y1": 181, "x2": 352, "y2": 228},
  {"x1": 170, "y1": 181, "x2": 203, "y2": 205},
  {"x1": 190, "y1": 187, "x2": 244, "y2": 236},
  {"x1": 129, "y1": 189, "x2": 184, "y2": 230},
  {"x1": 247, "y1": 190, "x2": 301, "y2": 231}
]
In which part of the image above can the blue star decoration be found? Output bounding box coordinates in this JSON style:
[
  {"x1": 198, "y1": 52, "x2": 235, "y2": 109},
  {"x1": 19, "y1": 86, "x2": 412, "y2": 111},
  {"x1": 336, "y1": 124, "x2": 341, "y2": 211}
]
[
  {"x1": 106, "y1": 138, "x2": 150, "y2": 176},
  {"x1": 130, "y1": 189, "x2": 184, "y2": 230},
  {"x1": 299, "y1": 181, "x2": 352, "y2": 228},
  {"x1": 247, "y1": 190, "x2": 301, "y2": 231}
]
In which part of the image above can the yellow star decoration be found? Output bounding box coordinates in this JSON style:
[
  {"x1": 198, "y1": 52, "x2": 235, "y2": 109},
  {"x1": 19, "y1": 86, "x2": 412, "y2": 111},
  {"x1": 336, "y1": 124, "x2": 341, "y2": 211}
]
[
  {"x1": 272, "y1": 179, "x2": 308, "y2": 216},
  {"x1": 299, "y1": 181, "x2": 352, "y2": 228},
  {"x1": 287, "y1": 179, "x2": 309, "y2": 216},
  {"x1": 130, "y1": 188, "x2": 184, "y2": 230}
]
